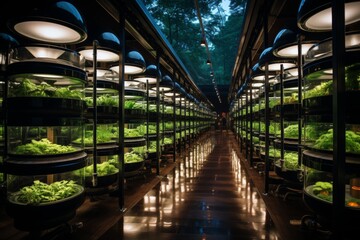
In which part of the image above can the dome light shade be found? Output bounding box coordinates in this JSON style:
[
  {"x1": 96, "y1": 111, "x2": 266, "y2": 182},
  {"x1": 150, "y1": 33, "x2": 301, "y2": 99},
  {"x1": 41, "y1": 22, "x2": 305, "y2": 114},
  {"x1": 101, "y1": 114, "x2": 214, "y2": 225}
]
[
  {"x1": 258, "y1": 47, "x2": 297, "y2": 71},
  {"x1": 151, "y1": 74, "x2": 173, "y2": 92},
  {"x1": 0, "y1": 33, "x2": 17, "y2": 64},
  {"x1": 133, "y1": 64, "x2": 160, "y2": 84},
  {"x1": 165, "y1": 82, "x2": 181, "y2": 96},
  {"x1": 110, "y1": 50, "x2": 146, "y2": 75},
  {"x1": 0, "y1": 33, "x2": 18, "y2": 67},
  {"x1": 250, "y1": 63, "x2": 275, "y2": 81},
  {"x1": 125, "y1": 51, "x2": 146, "y2": 74},
  {"x1": 272, "y1": 28, "x2": 317, "y2": 58},
  {"x1": 0, "y1": 33, "x2": 19, "y2": 52},
  {"x1": 252, "y1": 82, "x2": 264, "y2": 88},
  {"x1": 8, "y1": 1, "x2": 87, "y2": 44},
  {"x1": 297, "y1": 0, "x2": 360, "y2": 32},
  {"x1": 78, "y1": 32, "x2": 120, "y2": 62}
]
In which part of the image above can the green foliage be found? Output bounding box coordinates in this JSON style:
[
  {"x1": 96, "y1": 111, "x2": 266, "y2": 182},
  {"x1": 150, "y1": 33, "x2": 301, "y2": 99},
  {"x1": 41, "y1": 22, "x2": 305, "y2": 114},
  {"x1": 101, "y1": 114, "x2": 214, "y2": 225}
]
[
  {"x1": 132, "y1": 146, "x2": 146, "y2": 156},
  {"x1": 313, "y1": 129, "x2": 360, "y2": 153},
  {"x1": 283, "y1": 92, "x2": 298, "y2": 104},
  {"x1": 304, "y1": 63, "x2": 360, "y2": 99},
  {"x1": 10, "y1": 79, "x2": 82, "y2": 99},
  {"x1": 304, "y1": 124, "x2": 320, "y2": 141},
  {"x1": 74, "y1": 125, "x2": 117, "y2": 145},
  {"x1": 13, "y1": 180, "x2": 81, "y2": 204},
  {"x1": 14, "y1": 138, "x2": 76, "y2": 155},
  {"x1": 82, "y1": 162, "x2": 119, "y2": 177},
  {"x1": 163, "y1": 137, "x2": 173, "y2": 145},
  {"x1": 269, "y1": 98, "x2": 279, "y2": 108},
  {"x1": 305, "y1": 80, "x2": 333, "y2": 99},
  {"x1": 124, "y1": 152, "x2": 143, "y2": 163},
  {"x1": 346, "y1": 63, "x2": 360, "y2": 90},
  {"x1": 283, "y1": 124, "x2": 302, "y2": 139},
  {"x1": 124, "y1": 100, "x2": 136, "y2": 109},
  {"x1": 142, "y1": 0, "x2": 247, "y2": 87},
  {"x1": 148, "y1": 141, "x2": 157, "y2": 153},
  {"x1": 283, "y1": 152, "x2": 300, "y2": 170},
  {"x1": 97, "y1": 94, "x2": 118, "y2": 107},
  {"x1": 312, "y1": 181, "x2": 332, "y2": 202},
  {"x1": 124, "y1": 128, "x2": 142, "y2": 138}
]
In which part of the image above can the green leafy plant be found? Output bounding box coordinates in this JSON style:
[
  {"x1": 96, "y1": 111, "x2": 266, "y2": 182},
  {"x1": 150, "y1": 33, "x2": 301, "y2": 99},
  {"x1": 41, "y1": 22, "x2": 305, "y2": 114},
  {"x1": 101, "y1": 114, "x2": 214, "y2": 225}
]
[
  {"x1": 313, "y1": 129, "x2": 360, "y2": 153},
  {"x1": 125, "y1": 152, "x2": 143, "y2": 163},
  {"x1": 10, "y1": 79, "x2": 82, "y2": 99},
  {"x1": 13, "y1": 180, "x2": 81, "y2": 204},
  {"x1": 124, "y1": 128, "x2": 143, "y2": 138},
  {"x1": 14, "y1": 138, "x2": 76, "y2": 155},
  {"x1": 312, "y1": 181, "x2": 332, "y2": 202},
  {"x1": 82, "y1": 162, "x2": 119, "y2": 177},
  {"x1": 283, "y1": 152, "x2": 300, "y2": 170}
]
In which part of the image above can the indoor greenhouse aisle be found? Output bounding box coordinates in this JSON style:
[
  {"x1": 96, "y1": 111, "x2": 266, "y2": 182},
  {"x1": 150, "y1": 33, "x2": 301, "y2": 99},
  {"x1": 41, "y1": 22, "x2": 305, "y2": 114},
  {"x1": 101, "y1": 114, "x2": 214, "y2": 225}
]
[{"x1": 98, "y1": 130, "x2": 280, "y2": 240}]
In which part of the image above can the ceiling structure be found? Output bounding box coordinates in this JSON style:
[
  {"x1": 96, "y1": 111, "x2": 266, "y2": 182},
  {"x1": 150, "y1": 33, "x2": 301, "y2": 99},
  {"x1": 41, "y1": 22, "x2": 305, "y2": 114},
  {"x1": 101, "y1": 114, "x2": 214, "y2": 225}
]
[
  {"x1": 0, "y1": 0, "x2": 314, "y2": 113},
  {"x1": 141, "y1": 0, "x2": 248, "y2": 113}
]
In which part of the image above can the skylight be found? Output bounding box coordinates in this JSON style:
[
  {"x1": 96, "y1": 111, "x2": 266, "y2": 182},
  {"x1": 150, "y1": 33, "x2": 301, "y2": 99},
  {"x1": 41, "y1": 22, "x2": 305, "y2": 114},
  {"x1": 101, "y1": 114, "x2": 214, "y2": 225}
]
[{"x1": 141, "y1": 0, "x2": 247, "y2": 111}]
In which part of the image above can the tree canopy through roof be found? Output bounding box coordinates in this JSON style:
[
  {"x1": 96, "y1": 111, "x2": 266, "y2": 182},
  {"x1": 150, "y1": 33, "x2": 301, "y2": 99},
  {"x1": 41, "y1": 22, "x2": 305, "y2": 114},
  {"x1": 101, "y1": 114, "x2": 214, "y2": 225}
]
[{"x1": 141, "y1": 0, "x2": 247, "y2": 110}]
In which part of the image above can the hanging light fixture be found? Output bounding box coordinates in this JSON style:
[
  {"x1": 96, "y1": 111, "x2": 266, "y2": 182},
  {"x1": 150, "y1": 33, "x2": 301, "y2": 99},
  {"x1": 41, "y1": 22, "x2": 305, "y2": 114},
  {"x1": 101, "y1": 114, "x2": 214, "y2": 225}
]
[
  {"x1": 78, "y1": 32, "x2": 120, "y2": 62},
  {"x1": 151, "y1": 74, "x2": 173, "y2": 92},
  {"x1": 164, "y1": 82, "x2": 181, "y2": 97},
  {"x1": 250, "y1": 63, "x2": 276, "y2": 81},
  {"x1": 0, "y1": 33, "x2": 19, "y2": 66},
  {"x1": 110, "y1": 50, "x2": 146, "y2": 75},
  {"x1": 8, "y1": 1, "x2": 87, "y2": 44},
  {"x1": 133, "y1": 64, "x2": 160, "y2": 84},
  {"x1": 258, "y1": 47, "x2": 297, "y2": 72},
  {"x1": 200, "y1": 34, "x2": 206, "y2": 47},
  {"x1": 206, "y1": 59, "x2": 211, "y2": 65},
  {"x1": 297, "y1": 0, "x2": 360, "y2": 32},
  {"x1": 272, "y1": 28, "x2": 319, "y2": 58},
  {"x1": 305, "y1": 31, "x2": 360, "y2": 61},
  {"x1": 174, "y1": 85, "x2": 187, "y2": 102}
]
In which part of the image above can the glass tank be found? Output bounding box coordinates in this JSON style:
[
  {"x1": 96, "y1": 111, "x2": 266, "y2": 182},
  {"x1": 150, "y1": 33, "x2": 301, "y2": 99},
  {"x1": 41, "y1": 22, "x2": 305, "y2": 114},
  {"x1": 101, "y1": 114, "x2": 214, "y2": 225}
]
[
  {"x1": 80, "y1": 123, "x2": 118, "y2": 147},
  {"x1": 124, "y1": 80, "x2": 146, "y2": 118},
  {"x1": 6, "y1": 172, "x2": 84, "y2": 205},
  {"x1": 271, "y1": 70, "x2": 303, "y2": 184},
  {"x1": 161, "y1": 96, "x2": 175, "y2": 146},
  {"x1": 80, "y1": 153, "x2": 119, "y2": 190},
  {"x1": 125, "y1": 122, "x2": 145, "y2": 141},
  {"x1": 303, "y1": 32, "x2": 360, "y2": 101},
  {"x1": 124, "y1": 79, "x2": 146, "y2": 176},
  {"x1": 301, "y1": 31, "x2": 360, "y2": 229},
  {"x1": 81, "y1": 67, "x2": 120, "y2": 192},
  {"x1": 6, "y1": 171, "x2": 85, "y2": 231},
  {"x1": 10, "y1": 45, "x2": 85, "y2": 68},
  {"x1": 84, "y1": 68, "x2": 119, "y2": 119},
  {"x1": 4, "y1": 44, "x2": 87, "y2": 231},
  {"x1": 303, "y1": 165, "x2": 360, "y2": 209},
  {"x1": 6, "y1": 45, "x2": 86, "y2": 118},
  {"x1": 8, "y1": 124, "x2": 84, "y2": 156},
  {"x1": 272, "y1": 69, "x2": 299, "y2": 115},
  {"x1": 124, "y1": 145, "x2": 146, "y2": 176}
]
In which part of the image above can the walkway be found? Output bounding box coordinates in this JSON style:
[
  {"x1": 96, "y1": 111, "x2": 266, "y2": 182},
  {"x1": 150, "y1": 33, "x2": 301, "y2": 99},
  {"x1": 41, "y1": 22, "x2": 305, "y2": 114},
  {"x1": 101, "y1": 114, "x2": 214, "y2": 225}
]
[{"x1": 99, "y1": 130, "x2": 279, "y2": 240}]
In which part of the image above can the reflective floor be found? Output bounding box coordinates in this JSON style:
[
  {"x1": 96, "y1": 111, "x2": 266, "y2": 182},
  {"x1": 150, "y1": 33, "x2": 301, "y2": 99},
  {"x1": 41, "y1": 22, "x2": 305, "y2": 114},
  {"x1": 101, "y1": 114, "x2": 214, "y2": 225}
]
[{"x1": 100, "y1": 131, "x2": 279, "y2": 240}]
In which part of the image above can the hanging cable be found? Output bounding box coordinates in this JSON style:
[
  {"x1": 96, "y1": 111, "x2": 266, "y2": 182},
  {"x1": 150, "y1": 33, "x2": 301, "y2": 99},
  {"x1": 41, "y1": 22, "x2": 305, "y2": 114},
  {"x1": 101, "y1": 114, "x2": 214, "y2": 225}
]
[{"x1": 194, "y1": 0, "x2": 221, "y2": 103}]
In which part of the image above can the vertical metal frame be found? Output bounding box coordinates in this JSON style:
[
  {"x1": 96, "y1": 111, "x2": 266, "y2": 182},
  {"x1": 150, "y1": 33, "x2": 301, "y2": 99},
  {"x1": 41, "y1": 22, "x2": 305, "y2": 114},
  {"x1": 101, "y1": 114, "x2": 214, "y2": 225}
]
[{"x1": 332, "y1": 0, "x2": 346, "y2": 238}]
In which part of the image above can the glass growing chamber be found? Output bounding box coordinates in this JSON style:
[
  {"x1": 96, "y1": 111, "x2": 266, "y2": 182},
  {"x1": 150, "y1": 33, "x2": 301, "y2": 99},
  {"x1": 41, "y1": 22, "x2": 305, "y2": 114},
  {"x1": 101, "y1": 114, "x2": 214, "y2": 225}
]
[
  {"x1": 4, "y1": 44, "x2": 87, "y2": 231},
  {"x1": 301, "y1": 32, "x2": 360, "y2": 228}
]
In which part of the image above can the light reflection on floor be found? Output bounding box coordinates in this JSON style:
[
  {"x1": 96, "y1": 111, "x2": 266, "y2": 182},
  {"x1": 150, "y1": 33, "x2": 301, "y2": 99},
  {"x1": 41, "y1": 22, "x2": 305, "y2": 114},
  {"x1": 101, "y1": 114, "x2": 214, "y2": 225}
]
[{"x1": 109, "y1": 132, "x2": 279, "y2": 239}]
